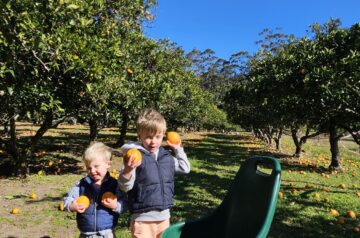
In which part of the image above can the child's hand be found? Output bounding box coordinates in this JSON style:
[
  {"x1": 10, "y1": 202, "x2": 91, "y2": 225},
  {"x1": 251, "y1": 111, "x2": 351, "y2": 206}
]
[
  {"x1": 123, "y1": 154, "x2": 142, "y2": 173},
  {"x1": 101, "y1": 197, "x2": 118, "y2": 210},
  {"x1": 167, "y1": 140, "x2": 181, "y2": 150},
  {"x1": 70, "y1": 200, "x2": 87, "y2": 213}
]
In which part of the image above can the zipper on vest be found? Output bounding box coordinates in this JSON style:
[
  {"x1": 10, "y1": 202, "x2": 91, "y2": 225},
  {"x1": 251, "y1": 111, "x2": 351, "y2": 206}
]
[
  {"x1": 156, "y1": 160, "x2": 165, "y2": 206},
  {"x1": 94, "y1": 197, "x2": 97, "y2": 231}
]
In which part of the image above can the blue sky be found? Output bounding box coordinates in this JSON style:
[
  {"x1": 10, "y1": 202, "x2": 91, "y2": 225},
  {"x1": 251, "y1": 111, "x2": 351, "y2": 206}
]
[{"x1": 144, "y1": 0, "x2": 360, "y2": 59}]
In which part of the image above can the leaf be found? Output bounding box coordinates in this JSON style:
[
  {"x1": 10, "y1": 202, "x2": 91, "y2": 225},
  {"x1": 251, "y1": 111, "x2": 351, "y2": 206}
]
[
  {"x1": 86, "y1": 83, "x2": 92, "y2": 92},
  {"x1": 67, "y1": 4, "x2": 79, "y2": 9},
  {"x1": 7, "y1": 87, "x2": 13, "y2": 95},
  {"x1": 4, "y1": 195, "x2": 14, "y2": 200},
  {"x1": 7, "y1": 69, "x2": 15, "y2": 78}
]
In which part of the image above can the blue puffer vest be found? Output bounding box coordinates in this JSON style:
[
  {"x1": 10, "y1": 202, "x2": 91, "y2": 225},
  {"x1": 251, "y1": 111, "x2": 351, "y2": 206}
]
[
  {"x1": 76, "y1": 173, "x2": 120, "y2": 232},
  {"x1": 128, "y1": 147, "x2": 175, "y2": 213}
]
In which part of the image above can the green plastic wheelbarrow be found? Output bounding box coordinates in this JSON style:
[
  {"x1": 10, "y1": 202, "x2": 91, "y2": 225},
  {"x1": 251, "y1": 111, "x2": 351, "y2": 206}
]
[{"x1": 162, "y1": 156, "x2": 281, "y2": 238}]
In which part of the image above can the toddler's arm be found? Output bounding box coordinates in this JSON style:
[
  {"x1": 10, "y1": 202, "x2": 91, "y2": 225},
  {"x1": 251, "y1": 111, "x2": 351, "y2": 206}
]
[
  {"x1": 101, "y1": 185, "x2": 128, "y2": 213},
  {"x1": 64, "y1": 182, "x2": 79, "y2": 212},
  {"x1": 63, "y1": 182, "x2": 87, "y2": 213}
]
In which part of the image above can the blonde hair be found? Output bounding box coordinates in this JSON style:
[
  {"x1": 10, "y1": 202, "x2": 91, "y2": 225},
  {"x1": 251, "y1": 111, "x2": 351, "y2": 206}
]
[
  {"x1": 136, "y1": 108, "x2": 167, "y2": 136},
  {"x1": 83, "y1": 142, "x2": 112, "y2": 164}
]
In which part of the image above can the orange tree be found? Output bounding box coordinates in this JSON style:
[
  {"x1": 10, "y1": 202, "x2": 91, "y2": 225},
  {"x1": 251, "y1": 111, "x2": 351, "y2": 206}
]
[
  {"x1": 224, "y1": 19, "x2": 360, "y2": 169},
  {"x1": 0, "y1": 0, "x2": 156, "y2": 175}
]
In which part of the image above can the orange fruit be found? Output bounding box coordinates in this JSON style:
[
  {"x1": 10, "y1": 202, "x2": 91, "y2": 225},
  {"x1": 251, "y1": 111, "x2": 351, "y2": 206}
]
[
  {"x1": 11, "y1": 208, "x2": 20, "y2": 214},
  {"x1": 337, "y1": 216, "x2": 345, "y2": 225},
  {"x1": 330, "y1": 208, "x2": 339, "y2": 217},
  {"x1": 102, "y1": 192, "x2": 116, "y2": 202},
  {"x1": 59, "y1": 201, "x2": 65, "y2": 211},
  {"x1": 278, "y1": 191, "x2": 283, "y2": 199},
  {"x1": 76, "y1": 195, "x2": 90, "y2": 209},
  {"x1": 167, "y1": 131, "x2": 181, "y2": 144},
  {"x1": 347, "y1": 210, "x2": 356, "y2": 219},
  {"x1": 124, "y1": 148, "x2": 142, "y2": 164},
  {"x1": 30, "y1": 192, "x2": 37, "y2": 200},
  {"x1": 353, "y1": 227, "x2": 360, "y2": 233}
]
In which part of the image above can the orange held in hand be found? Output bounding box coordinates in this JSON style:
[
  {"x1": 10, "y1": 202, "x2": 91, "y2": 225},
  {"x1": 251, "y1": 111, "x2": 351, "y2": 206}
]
[
  {"x1": 124, "y1": 148, "x2": 142, "y2": 164},
  {"x1": 102, "y1": 192, "x2": 116, "y2": 202},
  {"x1": 167, "y1": 131, "x2": 181, "y2": 144},
  {"x1": 76, "y1": 195, "x2": 90, "y2": 209}
]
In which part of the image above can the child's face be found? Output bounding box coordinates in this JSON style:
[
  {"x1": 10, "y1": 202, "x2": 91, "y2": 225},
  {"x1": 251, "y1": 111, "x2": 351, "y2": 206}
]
[
  {"x1": 139, "y1": 130, "x2": 164, "y2": 153},
  {"x1": 85, "y1": 156, "x2": 110, "y2": 184}
]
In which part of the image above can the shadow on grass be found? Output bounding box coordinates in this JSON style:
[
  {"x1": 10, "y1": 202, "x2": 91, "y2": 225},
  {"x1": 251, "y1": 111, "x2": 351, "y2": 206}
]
[
  {"x1": 169, "y1": 133, "x2": 359, "y2": 238},
  {"x1": 171, "y1": 133, "x2": 277, "y2": 221},
  {"x1": 269, "y1": 205, "x2": 356, "y2": 238}
]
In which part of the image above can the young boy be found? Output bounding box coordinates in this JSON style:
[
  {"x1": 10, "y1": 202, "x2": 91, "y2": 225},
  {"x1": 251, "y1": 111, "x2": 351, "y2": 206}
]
[
  {"x1": 64, "y1": 142, "x2": 127, "y2": 238},
  {"x1": 118, "y1": 108, "x2": 190, "y2": 238}
]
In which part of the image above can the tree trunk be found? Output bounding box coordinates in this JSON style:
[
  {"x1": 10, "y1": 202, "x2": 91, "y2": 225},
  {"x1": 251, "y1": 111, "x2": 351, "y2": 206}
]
[
  {"x1": 274, "y1": 128, "x2": 282, "y2": 151},
  {"x1": 291, "y1": 127, "x2": 303, "y2": 157},
  {"x1": 31, "y1": 111, "x2": 53, "y2": 148},
  {"x1": 89, "y1": 119, "x2": 99, "y2": 142},
  {"x1": 328, "y1": 124, "x2": 342, "y2": 171},
  {"x1": 116, "y1": 112, "x2": 129, "y2": 147}
]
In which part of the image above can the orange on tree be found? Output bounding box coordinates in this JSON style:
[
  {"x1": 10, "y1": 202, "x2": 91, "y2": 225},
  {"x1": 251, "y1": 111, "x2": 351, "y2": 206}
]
[
  {"x1": 347, "y1": 210, "x2": 356, "y2": 219},
  {"x1": 76, "y1": 195, "x2": 90, "y2": 209},
  {"x1": 330, "y1": 208, "x2": 339, "y2": 217},
  {"x1": 337, "y1": 216, "x2": 345, "y2": 225},
  {"x1": 102, "y1": 192, "x2": 116, "y2": 203},
  {"x1": 124, "y1": 148, "x2": 142, "y2": 164},
  {"x1": 167, "y1": 131, "x2": 181, "y2": 144}
]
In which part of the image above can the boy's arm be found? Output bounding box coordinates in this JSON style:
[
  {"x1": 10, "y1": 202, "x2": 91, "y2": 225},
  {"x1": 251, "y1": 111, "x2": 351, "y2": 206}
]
[
  {"x1": 117, "y1": 141, "x2": 141, "y2": 192},
  {"x1": 118, "y1": 169, "x2": 136, "y2": 192},
  {"x1": 63, "y1": 182, "x2": 80, "y2": 212},
  {"x1": 173, "y1": 147, "x2": 190, "y2": 174}
]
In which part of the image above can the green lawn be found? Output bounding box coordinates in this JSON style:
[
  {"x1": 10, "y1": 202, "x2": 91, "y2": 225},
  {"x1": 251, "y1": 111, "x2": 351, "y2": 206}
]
[{"x1": 0, "y1": 124, "x2": 359, "y2": 237}]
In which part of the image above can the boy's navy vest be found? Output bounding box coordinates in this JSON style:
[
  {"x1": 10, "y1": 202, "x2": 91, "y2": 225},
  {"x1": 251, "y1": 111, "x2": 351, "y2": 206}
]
[
  {"x1": 76, "y1": 173, "x2": 120, "y2": 232},
  {"x1": 128, "y1": 147, "x2": 175, "y2": 213}
]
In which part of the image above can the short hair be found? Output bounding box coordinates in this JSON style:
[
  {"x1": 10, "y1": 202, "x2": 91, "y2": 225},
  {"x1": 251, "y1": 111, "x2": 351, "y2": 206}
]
[
  {"x1": 136, "y1": 108, "x2": 167, "y2": 136},
  {"x1": 83, "y1": 142, "x2": 112, "y2": 164}
]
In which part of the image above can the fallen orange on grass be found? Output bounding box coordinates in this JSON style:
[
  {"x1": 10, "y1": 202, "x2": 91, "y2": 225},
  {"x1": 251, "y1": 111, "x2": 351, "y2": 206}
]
[
  {"x1": 102, "y1": 192, "x2": 116, "y2": 203},
  {"x1": 59, "y1": 201, "x2": 65, "y2": 211},
  {"x1": 76, "y1": 195, "x2": 90, "y2": 209},
  {"x1": 124, "y1": 148, "x2": 142, "y2": 164},
  {"x1": 167, "y1": 131, "x2": 181, "y2": 144},
  {"x1": 11, "y1": 208, "x2": 20, "y2": 214},
  {"x1": 278, "y1": 191, "x2": 283, "y2": 199},
  {"x1": 30, "y1": 192, "x2": 37, "y2": 200}
]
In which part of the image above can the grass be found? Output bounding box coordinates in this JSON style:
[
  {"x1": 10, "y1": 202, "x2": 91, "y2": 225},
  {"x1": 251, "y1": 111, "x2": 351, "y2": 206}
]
[{"x1": 0, "y1": 123, "x2": 359, "y2": 237}]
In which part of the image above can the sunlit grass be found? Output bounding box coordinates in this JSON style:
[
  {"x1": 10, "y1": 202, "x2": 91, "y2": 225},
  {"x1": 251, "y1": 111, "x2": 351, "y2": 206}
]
[{"x1": 1, "y1": 124, "x2": 359, "y2": 237}]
